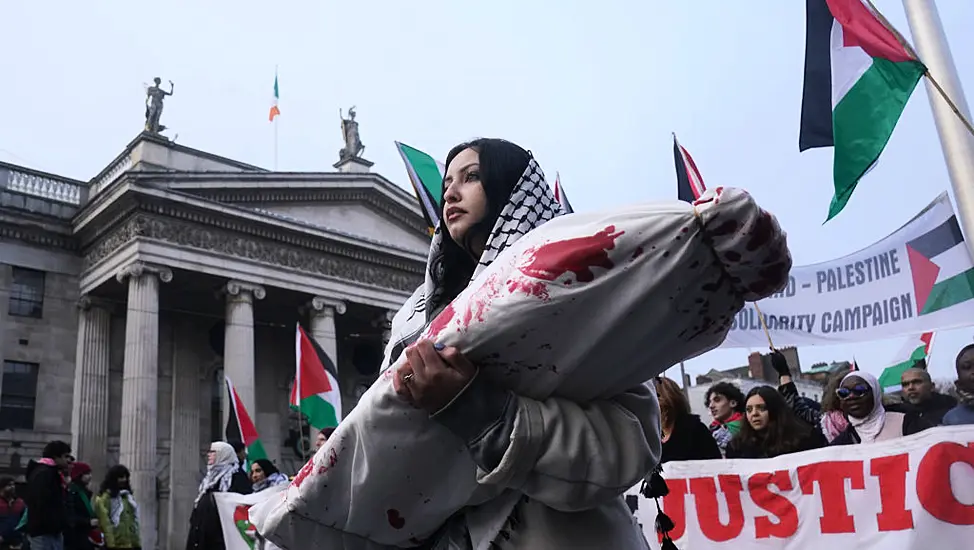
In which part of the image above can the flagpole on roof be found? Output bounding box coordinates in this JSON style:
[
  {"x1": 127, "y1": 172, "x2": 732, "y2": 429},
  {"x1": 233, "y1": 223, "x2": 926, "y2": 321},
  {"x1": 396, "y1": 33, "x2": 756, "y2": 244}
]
[
  {"x1": 898, "y1": 0, "x2": 974, "y2": 259},
  {"x1": 274, "y1": 65, "x2": 279, "y2": 171}
]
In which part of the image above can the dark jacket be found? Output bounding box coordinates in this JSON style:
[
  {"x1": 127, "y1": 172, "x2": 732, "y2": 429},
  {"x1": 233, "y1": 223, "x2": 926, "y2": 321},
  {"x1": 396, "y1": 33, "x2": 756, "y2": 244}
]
[
  {"x1": 65, "y1": 483, "x2": 96, "y2": 550},
  {"x1": 185, "y1": 470, "x2": 251, "y2": 550},
  {"x1": 885, "y1": 393, "x2": 958, "y2": 426},
  {"x1": 0, "y1": 496, "x2": 26, "y2": 548},
  {"x1": 23, "y1": 460, "x2": 68, "y2": 537},
  {"x1": 725, "y1": 427, "x2": 826, "y2": 459},
  {"x1": 661, "y1": 413, "x2": 722, "y2": 463},
  {"x1": 831, "y1": 412, "x2": 933, "y2": 445}
]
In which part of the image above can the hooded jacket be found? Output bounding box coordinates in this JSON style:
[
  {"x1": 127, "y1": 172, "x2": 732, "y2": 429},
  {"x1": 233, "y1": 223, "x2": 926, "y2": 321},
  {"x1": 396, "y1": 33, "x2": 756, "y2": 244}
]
[{"x1": 23, "y1": 459, "x2": 68, "y2": 536}]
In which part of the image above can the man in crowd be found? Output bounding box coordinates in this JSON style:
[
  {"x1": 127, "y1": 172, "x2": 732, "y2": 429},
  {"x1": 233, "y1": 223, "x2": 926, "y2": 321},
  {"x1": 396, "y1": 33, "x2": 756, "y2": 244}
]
[
  {"x1": 24, "y1": 440, "x2": 72, "y2": 550},
  {"x1": 945, "y1": 344, "x2": 974, "y2": 425},
  {"x1": 894, "y1": 362, "x2": 957, "y2": 425},
  {"x1": 705, "y1": 382, "x2": 745, "y2": 456}
]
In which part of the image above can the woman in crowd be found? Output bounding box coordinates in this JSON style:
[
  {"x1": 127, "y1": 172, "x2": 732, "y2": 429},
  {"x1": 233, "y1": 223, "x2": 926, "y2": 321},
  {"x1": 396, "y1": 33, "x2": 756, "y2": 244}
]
[
  {"x1": 185, "y1": 441, "x2": 252, "y2": 550},
  {"x1": 389, "y1": 138, "x2": 657, "y2": 549},
  {"x1": 93, "y1": 465, "x2": 141, "y2": 550},
  {"x1": 249, "y1": 459, "x2": 288, "y2": 493},
  {"x1": 831, "y1": 372, "x2": 932, "y2": 445},
  {"x1": 656, "y1": 377, "x2": 721, "y2": 462},
  {"x1": 65, "y1": 462, "x2": 103, "y2": 550},
  {"x1": 726, "y1": 386, "x2": 825, "y2": 458}
]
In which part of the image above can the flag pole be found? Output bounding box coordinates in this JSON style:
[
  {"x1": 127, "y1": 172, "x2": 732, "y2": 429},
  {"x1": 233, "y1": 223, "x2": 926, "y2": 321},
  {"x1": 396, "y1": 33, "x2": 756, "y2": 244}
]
[
  {"x1": 274, "y1": 65, "x2": 279, "y2": 171},
  {"x1": 679, "y1": 361, "x2": 689, "y2": 400},
  {"x1": 898, "y1": 0, "x2": 974, "y2": 261}
]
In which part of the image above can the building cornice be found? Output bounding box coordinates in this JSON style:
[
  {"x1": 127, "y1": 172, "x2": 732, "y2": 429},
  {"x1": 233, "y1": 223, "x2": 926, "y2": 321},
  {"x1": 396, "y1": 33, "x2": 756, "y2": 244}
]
[{"x1": 0, "y1": 219, "x2": 77, "y2": 252}]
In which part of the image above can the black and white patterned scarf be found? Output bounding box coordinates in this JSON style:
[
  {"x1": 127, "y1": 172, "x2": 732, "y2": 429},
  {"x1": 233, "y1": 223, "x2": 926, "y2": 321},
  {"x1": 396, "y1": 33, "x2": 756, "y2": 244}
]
[{"x1": 382, "y1": 156, "x2": 564, "y2": 370}]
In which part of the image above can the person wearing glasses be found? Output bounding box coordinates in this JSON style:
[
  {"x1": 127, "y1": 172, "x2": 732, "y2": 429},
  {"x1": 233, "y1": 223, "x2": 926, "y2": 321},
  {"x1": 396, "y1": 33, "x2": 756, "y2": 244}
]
[{"x1": 830, "y1": 371, "x2": 932, "y2": 445}]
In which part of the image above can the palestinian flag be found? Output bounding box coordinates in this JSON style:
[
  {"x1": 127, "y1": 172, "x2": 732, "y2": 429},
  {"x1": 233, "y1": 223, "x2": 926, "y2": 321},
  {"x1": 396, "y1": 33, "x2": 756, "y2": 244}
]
[
  {"x1": 906, "y1": 215, "x2": 974, "y2": 315},
  {"x1": 395, "y1": 141, "x2": 445, "y2": 235},
  {"x1": 553, "y1": 172, "x2": 574, "y2": 214},
  {"x1": 225, "y1": 376, "x2": 267, "y2": 461},
  {"x1": 290, "y1": 324, "x2": 342, "y2": 430},
  {"x1": 673, "y1": 133, "x2": 706, "y2": 203},
  {"x1": 878, "y1": 332, "x2": 934, "y2": 392},
  {"x1": 799, "y1": 0, "x2": 925, "y2": 220}
]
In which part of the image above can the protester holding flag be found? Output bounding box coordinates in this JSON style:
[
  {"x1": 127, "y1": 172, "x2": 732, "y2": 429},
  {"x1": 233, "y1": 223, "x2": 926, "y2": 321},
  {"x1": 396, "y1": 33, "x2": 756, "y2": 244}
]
[
  {"x1": 831, "y1": 372, "x2": 932, "y2": 445},
  {"x1": 727, "y1": 386, "x2": 825, "y2": 459},
  {"x1": 186, "y1": 442, "x2": 251, "y2": 550},
  {"x1": 944, "y1": 344, "x2": 974, "y2": 425}
]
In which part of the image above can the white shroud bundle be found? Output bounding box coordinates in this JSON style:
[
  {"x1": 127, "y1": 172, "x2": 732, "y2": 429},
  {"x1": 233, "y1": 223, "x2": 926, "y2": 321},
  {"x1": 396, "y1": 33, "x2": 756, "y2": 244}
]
[{"x1": 251, "y1": 187, "x2": 791, "y2": 549}]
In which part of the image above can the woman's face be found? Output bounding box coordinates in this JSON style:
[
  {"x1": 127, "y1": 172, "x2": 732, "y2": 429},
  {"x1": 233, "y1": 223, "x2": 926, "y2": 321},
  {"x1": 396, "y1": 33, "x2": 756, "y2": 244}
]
[
  {"x1": 837, "y1": 376, "x2": 874, "y2": 418},
  {"x1": 250, "y1": 462, "x2": 266, "y2": 483},
  {"x1": 745, "y1": 394, "x2": 770, "y2": 431},
  {"x1": 315, "y1": 431, "x2": 327, "y2": 451},
  {"x1": 442, "y1": 148, "x2": 488, "y2": 247},
  {"x1": 207, "y1": 449, "x2": 217, "y2": 466}
]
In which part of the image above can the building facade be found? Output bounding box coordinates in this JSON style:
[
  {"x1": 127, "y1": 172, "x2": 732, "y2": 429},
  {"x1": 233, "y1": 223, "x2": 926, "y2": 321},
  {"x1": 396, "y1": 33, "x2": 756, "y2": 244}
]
[{"x1": 0, "y1": 133, "x2": 428, "y2": 548}]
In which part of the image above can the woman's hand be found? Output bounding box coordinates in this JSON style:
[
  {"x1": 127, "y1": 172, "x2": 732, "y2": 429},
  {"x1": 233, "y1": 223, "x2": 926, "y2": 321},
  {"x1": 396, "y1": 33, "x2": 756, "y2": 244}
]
[{"x1": 394, "y1": 340, "x2": 477, "y2": 414}]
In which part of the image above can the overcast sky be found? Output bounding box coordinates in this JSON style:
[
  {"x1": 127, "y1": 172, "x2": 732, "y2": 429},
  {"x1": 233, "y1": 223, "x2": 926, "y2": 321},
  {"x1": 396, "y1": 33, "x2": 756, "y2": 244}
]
[{"x1": 2, "y1": 0, "x2": 973, "y2": 383}]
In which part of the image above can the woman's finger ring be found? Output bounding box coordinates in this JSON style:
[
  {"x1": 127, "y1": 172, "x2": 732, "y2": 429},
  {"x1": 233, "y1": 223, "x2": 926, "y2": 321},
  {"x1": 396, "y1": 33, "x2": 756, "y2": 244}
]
[{"x1": 402, "y1": 373, "x2": 414, "y2": 383}]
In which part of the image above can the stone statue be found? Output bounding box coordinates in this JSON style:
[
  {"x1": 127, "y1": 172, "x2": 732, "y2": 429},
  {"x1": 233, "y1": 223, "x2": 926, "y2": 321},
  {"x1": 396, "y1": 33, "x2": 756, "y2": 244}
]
[
  {"x1": 145, "y1": 77, "x2": 174, "y2": 134},
  {"x1": 339, "y1": 106, "x2": 365, "y2": 160}
]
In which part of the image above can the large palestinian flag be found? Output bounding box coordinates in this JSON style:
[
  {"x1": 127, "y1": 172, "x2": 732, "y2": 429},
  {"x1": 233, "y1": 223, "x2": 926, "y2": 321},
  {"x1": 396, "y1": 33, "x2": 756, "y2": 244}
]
[
  {"x1": 290, "y1": 324, "x2": 342, "y2": 430},
  {"x1": 799, "y1": 0, "x2": 925, "y2": 220},
  {"x1": 906, "y1": 215, "x2": 974, "y2": 316},
  {"x1": 395, "y1": 142, "x2": 445, "y2": 235},
  {"x1": 225, "y1": 376, "x2": 267, "y2": 462},
  {"x1": 878, "y1": 332, "x2": 934, "y2": 392}
]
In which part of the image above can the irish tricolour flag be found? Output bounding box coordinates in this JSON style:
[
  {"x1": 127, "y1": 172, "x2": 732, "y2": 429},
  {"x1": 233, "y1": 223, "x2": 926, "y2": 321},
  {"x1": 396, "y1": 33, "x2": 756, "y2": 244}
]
[
  {"x1": 878, "y1": 332, "x2": 934, "y2": 392},
  {"x1": 268, "y1": 73, "x2": 281, "y2": 122},
  {"x1": 225, "y1": 376, "x2": 268, "y2": 461},
  {"x1": 396, "y1": 142, "x2": 445, "y2": 235},
  {"x1": 290, "y1": 324, "x2": 342, "y2": 430},
  {"x1": 799, "y1": 0, "x2": 925, "y2": 220}
]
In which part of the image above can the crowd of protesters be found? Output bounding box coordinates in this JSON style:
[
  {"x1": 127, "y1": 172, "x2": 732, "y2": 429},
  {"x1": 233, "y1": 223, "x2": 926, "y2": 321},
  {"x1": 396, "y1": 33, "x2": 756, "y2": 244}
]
[{"x1": 0, "y1": 426, "x2": 336, "y2": 550}]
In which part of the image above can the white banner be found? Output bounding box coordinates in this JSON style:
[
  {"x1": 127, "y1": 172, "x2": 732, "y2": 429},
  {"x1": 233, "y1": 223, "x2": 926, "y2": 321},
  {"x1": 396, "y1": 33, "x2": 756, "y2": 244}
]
[
  {"x1": 214, "y1": 487, "x2": 286, "y2": 550},
  {"x1": 628, "y1": 426, "x2": 974, "y2": 549},
  {"x1": 721, "y1": 193, "x2": 974, "y2": 348}
]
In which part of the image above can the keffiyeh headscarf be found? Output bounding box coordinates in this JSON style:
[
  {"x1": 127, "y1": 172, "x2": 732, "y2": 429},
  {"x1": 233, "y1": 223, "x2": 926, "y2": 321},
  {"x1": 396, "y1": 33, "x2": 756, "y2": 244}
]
[
  {"x1": 251, "y1": 458, "x2": 290, "y2": 492},
  {"x1": 842, "y1": 371, "x2": 885, "y2": 443},
  {"x1": 385, "y1": 155, "x2": 564, "y2": 366},
  {"x1": 195, "y1": 441, "x2": 239, "y2": 506},
  {"x1": 109, "y1": 490, "x2": 139, "y2": 529}
]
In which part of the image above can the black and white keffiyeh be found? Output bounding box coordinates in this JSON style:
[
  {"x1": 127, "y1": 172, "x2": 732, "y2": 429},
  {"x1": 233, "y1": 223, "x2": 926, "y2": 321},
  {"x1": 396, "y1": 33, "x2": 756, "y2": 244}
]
[{"x1": 383, "y1": 156, "x2": 564, "y2": 370}]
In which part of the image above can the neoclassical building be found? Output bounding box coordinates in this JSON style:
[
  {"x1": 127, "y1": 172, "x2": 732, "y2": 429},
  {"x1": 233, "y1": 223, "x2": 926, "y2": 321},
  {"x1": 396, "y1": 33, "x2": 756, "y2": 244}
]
[{"x1": 0, "y1": 132, "x2": 428, "y2": 548}]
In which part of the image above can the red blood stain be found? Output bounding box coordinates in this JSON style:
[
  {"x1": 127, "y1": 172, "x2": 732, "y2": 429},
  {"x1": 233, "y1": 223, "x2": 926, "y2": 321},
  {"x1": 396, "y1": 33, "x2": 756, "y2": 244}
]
[
  {"x1": 631, "y1": 246, "x2": 644, "y2": 260},
  {"x1": 386, "y1": 509, "x2": 406, "y2": 530},
  {"x1": 426, "y1": 302, "x2": 456, "y2": 338},
  {"x1": 462, "y1": 274, "x2": 502, "y2": 327},
  {"x1": 709, "y1": 220, "x2": 739, "y2": 237},
  {"x1": 506, "y1": 278, "x2": 550, "y2": 301},
  {"x1": 518, "y1": 226, "x2": 625, "y2": 283},
  {"x1": 292, "y1": 458, "x2": 316, "y2": 488},
  {"x1": 746, "y1": 211, "x2": 775, "y2": 252}
]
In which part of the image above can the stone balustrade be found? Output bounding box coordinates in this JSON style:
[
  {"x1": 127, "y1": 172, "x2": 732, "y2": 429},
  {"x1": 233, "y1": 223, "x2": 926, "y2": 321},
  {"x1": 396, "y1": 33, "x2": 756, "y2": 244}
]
[{"x1": 0, "y1": 162, "x2": 87, "y2": 205}]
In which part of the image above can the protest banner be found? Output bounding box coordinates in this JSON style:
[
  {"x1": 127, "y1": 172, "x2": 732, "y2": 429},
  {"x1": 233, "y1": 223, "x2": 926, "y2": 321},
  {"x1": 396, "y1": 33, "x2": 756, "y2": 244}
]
[
  {"x1": 214, "y1": 486, "x2": 285, "y2": 550},
  {"x1": 720, "y1": 193, "x2": 974, "y2": 348},
  {"x1": 628, "y1": 426, "x2": 974, "y2": 549}
]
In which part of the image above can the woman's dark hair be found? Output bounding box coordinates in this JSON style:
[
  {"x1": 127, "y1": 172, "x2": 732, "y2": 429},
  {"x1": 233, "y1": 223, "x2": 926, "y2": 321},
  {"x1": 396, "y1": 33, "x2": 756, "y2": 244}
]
[
  {"x1": 436, "y1": 138, "x2": 531, "y2": 304},
  {"x1": 703, "y1": 382, "x2": 746, "y2": 414},
  {"x1": 655, "y1": 377, "x2": 691, "y2": 428},
  {"x1": 731, "y1": 386, "x2": 812, "y2": 457},
  {"x1": 253, "y1": 459, "x2": 279, "y2": 477},
  {"x1": 100, "y1": 465, "x2": 131, "y2": 497}
]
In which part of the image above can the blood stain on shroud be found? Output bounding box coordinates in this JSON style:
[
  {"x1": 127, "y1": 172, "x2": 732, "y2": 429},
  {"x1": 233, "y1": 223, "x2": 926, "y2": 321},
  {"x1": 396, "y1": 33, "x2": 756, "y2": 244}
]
[
  {"x1": 426, "y1": 302, "x2": 456, "y2": 339},
  {"x1": 517, "y1": 225, "x2": 625, "y2": 283}
]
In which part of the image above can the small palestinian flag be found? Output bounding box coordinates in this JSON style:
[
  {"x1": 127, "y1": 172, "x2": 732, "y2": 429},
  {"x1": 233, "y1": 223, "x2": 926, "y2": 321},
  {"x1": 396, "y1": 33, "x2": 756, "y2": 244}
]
[
  {"x1": 553, "y1": 172, "x2": 574, "y2": 214},
  {"x1": 799, "y1": 0, "x2": 925, "y2": 220},
  {"x1": 290, "y1": 324, "x2": 342, "y2": 430},
  {"x1": 225, "y1": 376, "x2": 268, "y2": 461},
  {"x1": 396, "y1": 141, "x2": 445, "y2": 235},
  {"x1": 673, "y1": 133, "x2": 706, "y2": 203},
  {"x1": 878, "y1": 332, "x2": 934, "y2": 392},
  {"x1": 907, "y1": 215, "x2": 974, "y2": 316}
]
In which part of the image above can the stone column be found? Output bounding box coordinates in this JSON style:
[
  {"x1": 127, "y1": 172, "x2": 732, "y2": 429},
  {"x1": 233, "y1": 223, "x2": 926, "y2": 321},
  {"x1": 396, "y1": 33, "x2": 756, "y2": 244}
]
[
  {"x1": 71, "y1": 296, "x2": 113, "y2": 481},
  {"x1": 306, "y1": 297, "x2": 345, "y2": 437},
  {"x1": 167, "y1": 320, "x2": 200, "y2": 548},
  {"x1": 222, "y1": 280, "x2": 265, "y2": 429},
  {"x1": 116, "y1": 262, "x2": 171, "y2": 550}
]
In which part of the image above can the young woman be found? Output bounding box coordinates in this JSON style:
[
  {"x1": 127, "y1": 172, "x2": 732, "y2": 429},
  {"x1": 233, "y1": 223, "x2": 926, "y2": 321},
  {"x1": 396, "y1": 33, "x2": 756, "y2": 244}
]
[
  {"x1": 185, "y1": 442, "x2": 252, "y2": 550},
  {"x1": 249, "y1": 459, "x2": 288, "y2": 493},
  {"x1": 388, "y1": 138, "x2": 658, "y2": 549},
  {"x1": 655, "y1": 377, "x2": 721, "y2": 463},
  {"x1": 92, "y1": 465, "x2": 141, "y2": 550},
  {"x1": 726, "y1": 386, "x2": 825, "y2": 459},
  {"x1": 831, "y1": 372, "x2": 932, "y2": 445}
]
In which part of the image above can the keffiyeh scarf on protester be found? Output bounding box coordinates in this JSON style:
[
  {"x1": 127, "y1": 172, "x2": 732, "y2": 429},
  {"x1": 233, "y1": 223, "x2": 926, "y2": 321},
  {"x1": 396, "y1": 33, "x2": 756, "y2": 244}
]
[
  {"x1": 820, "y1": 410, "x2": 850, "y2": 443},
  {"x1": 195, "y1": 442, "x2": 239, "y2": 506},
  {"x1": 109, "y1": 490, "x2": 140, "y2": 529},
  {"x1": 252, "y1": 472, "x2": 289, "y2": 492},
  {"x1": 384, "y1": 155, "x2": 564, "y2": 369},
  {"x1": 843, "y1": 371, "x2": 885, "y2": 443}
]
